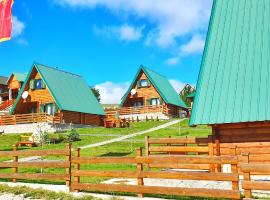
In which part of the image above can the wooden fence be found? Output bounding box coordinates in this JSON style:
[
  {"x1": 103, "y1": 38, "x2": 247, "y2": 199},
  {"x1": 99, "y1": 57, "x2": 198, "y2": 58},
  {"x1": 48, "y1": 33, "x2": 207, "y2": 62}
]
[
  {"x1": 0, "y1": 113, "x2": 61, "y2": 126},
  {"x1": 240, "y1": 153, "x2": 270, "y2": 198},
  {"x1": 145, "y1": 136, "x2": 215, "y2": 171},
  {"x1": 1, "y1": 143, "x2": 270, "y2": 199},
  {"x1": 0, "y1": 144, "x2": 71, "y2": 186},
  {"x1": 70, "y1": 148, "x2": 240, "y2": 199}
]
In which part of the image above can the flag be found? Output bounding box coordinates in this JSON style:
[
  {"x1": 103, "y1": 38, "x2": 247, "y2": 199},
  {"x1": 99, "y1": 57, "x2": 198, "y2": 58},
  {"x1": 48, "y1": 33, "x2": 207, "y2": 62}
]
[{"x1": 0, "y1": 0, "x2": 14, "y2": 42}]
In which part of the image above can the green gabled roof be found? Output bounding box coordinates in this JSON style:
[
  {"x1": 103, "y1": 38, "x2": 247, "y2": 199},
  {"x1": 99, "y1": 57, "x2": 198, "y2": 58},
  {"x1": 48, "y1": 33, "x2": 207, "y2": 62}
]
[
  {"x1": 7, "y1": 73, "x2": 27, "y2": 84},
  {"x1": 190, "y1": 0, "x2": 270, "y2": 126},
  {"x1": 11, "y1": 63, "x2": 105, "y2": 116},
  {"x1": 120, "y1": 65, "x2": 187, "y2": 109},
  {"x1": 0, "y1": 76, "x2": 8, "y2": 85},
  {"x1": 186, "y1": 92, "x2": 195, "y2": 99},
  {"x1": 13, "y1": 73, "x2": 27, "y2": 82}
]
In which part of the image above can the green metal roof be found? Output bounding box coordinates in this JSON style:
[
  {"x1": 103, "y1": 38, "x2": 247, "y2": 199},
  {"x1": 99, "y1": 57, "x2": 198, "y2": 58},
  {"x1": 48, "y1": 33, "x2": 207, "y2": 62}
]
[
  {"x1": 13, "y1": 73, "x2": 27, "y2": 82},
  {"x1": 0, "y1": 76, "x2": 8, "y2": 85},
  {"x1": 186, "y1": 92, "x2": 195, "y2": 99},
  {"x1": 120, "y1": 65, "x2": 187, "y2": 109},
  {"x1": 190, "y1": 0, "x2": 270, "y2": 125},
  {"x1": 11, "y1": 63, "x2": 105, "y2": 116}
]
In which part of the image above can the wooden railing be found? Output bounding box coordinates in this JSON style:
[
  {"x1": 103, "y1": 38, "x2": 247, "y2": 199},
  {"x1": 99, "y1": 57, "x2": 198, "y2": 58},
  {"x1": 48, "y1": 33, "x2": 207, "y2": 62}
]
[
  {"x1": 0, "y1": 144, "x2": 71, "y2": 186},
  {"x1": 0, "y1": 113, "x2": 61, "y2": 126},
  {"x1": 105, "y1": 105, "x2": 170, "y2": 117},
  {"x1": 71, "y1": 147, "x2": 240, "y2": 199},
  {"x1": 240, "y1": 153, "x2": 270, "y2": 198},
  {"x1": 0, "y1": 99, "x2": 15, "y2": 111}
]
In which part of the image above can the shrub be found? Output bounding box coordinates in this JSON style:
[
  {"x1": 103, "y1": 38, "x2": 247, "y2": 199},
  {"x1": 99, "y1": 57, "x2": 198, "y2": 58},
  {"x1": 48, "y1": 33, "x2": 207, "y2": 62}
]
[
  {"x1": 49, "y1": 134, "x2": 66, "y2": 144},
  {"x1": 67, "y1": 129, "x2": 80, "y2": 142}
]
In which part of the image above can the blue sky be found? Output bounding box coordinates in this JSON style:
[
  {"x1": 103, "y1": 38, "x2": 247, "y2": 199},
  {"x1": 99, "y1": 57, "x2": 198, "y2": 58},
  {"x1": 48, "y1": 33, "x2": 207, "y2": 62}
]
[{"x1": 0, "y1": 0, "x2": 212, "y2": 103}]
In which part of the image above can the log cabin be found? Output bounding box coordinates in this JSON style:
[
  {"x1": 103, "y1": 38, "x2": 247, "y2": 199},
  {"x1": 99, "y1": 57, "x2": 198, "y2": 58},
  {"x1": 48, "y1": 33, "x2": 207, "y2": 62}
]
[
  {"x1": 10, "y1": 63, "x2": 105, "y2": 126},
  {"x1": 0, "y1": 76, "x2": 8, "y2": 103},
  {"x1": 119, "y1": 65, "x2": 187, "y2": 119},
  {"x1": 6, "y1": 73, "x2": 27, "y2": 100},
  {"x1": 190, "y1": 0, "x2": 270, "y2": 160}
]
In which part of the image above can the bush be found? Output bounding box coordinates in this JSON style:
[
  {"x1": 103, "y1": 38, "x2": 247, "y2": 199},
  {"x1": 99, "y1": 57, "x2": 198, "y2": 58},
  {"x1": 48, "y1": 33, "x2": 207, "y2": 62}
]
[
  {"x1": 67, "y1": 129, "x2": 80, "y2": 142},
  {"x1": 49, "y1": 134, "x2": 66, "y2": 144}
]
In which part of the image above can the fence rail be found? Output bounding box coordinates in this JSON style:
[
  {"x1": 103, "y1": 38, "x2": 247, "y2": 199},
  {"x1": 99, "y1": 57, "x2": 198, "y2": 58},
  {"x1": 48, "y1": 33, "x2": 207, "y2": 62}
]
[
  {"x1": 70, "y1": 147, "x2": 240, "y2": 199},
  {"x1": 240, "y1": 153, "x2": 270, "y2": 198},
  {"x1": 0, "y1": 113, "x2": 61, "y2": 126},
  {"x1": 0, "y1": 144, "x2": 71, "y2": 186}
]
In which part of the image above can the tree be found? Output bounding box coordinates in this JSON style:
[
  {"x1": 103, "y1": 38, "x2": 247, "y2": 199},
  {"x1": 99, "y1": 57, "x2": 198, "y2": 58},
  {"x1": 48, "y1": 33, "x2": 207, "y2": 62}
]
[
  {"x1": 91, "y1": 87, "x2": 101, "y2": 102},
  {"x1": 179, "y1": 84, "x2": 195, "y2": 107}
]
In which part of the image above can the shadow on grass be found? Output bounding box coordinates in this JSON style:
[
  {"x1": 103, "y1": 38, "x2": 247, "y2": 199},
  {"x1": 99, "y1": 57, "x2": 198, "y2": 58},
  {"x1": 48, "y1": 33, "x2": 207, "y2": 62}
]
[{"x1": 100, "y1": 152, "x2": 131, "y2": 157}]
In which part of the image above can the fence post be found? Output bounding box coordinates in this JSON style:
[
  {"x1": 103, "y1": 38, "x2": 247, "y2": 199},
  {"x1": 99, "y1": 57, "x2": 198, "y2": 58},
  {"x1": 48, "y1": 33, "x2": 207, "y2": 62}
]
[
  {"x1": 66, "y1": 143, "x2": 71, "y2": 189},
  {"x1": 208, "y1": 136, "x2": 215, "y2": 172},
  {"x1": 136, "y1": 148, "x2": 144, "y2": 198},
  {"x1": 242, "y1": 153, "x2": 251, "y2": 198},
  {"x1": 12, "y1": 145, "x2": 18, "y2": 183},
  {"x1": 167, "y1": 136, "x2": 171, "y2": 155},
  {"x1": 145, "y1": 136, "x2": 150, "y2": 170},
  {"x1": 74, "y1": 148, "x2": 81, "y2": 192},
  {"x1": 230, "y1": 145, "x2": 239, "y2": 192}
]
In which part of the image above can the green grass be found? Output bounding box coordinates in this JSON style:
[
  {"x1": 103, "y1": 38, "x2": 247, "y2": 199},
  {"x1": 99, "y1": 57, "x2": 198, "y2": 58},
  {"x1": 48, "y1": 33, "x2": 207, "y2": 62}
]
[{"x1": 0, "y1": 184, "x2": 99, "y2": 200}]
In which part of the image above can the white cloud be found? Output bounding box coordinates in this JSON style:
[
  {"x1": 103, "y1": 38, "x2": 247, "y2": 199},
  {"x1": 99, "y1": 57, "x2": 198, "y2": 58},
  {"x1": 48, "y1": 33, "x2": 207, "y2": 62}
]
[
  {"x1": 95, "y1": 81, "x2": 130, "y2": 104},
  {"x1": 180, "y1": 34, "x2": 205, "y2": 55},
  {"x1": 93, "y1": 24, "x2": 144, "y2": 42},
  {"x1": 169, "y1": 79, "x2": 186, "y2": 93},
  {"x1": 119, "y1": 24, "x2": 144, "y2": 41},
  {"x1": 55, "y1": 0, "x2": 212, "y2": 47},
  {"x1": 16, "y1": 38, "x2": 29, "y2": 46},
  {"x1": 12, "y1": 16, "x2": 25, "y2": 37},
  {"x1": 165, "y1": 57, "x2": 180, "y2": 66}
]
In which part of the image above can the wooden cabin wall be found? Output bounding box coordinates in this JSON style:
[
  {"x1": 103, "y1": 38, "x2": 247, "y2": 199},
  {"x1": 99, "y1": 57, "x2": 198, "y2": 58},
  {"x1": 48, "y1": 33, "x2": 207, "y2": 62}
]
[
  {"x1": 122, "y1": 71, "x2": 164, "y2": 107},
  {"x1": 8, "y1": 75, "x2": 21, "y2": 90},
  {"x1": 167, "y1": 104, "x2": 181, "y2": 117},
  {"x1": 213, "y1": 122, "x2": 270, "y2": 159},
  {"x1": 14, "y1": 68, "x2": 55, "y2": 114},
  {"x1": 62, "y1": 110, "x2": 103, "y2": 126}
]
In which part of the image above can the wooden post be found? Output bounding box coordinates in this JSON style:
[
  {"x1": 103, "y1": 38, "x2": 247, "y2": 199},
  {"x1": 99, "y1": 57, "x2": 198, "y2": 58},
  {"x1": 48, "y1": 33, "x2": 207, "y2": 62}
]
[
  {"x1": 136, "y1": 148, "x2": 144, "y2": 198},
  {"x1": 66, "y1": 143, "x2": 71, "y2": 189},
  {"x1": 242, "y1": 153, "x2": 251, "y2": 198},
  {"x1": 74, "y1": 148, "x2": 81, "y2": 192},
  {"x1": 145, "y1": 136, "x2": 150, "y2": 170},
  {"x1": 230, "y1": 146, "x2": 239, "y2": 192},
  {"x1": 208, "y1": 135, "x2": 215, "y2": 172},
  {"x1": 12, "y1": 145, "x2": 18, "y2": 183},
  {"x1": 213, "y1": 126, "x2": 221, "y2": 172},
  {"x1": 167, "y1": 136, "x2": 172, "y2": 155}
]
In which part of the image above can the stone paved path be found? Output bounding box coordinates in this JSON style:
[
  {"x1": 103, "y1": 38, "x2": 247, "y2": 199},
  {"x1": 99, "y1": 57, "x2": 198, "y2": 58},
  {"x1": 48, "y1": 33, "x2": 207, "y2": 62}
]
[{"x1": 79, "y1": 119, "x2": 183, "y2": 149}]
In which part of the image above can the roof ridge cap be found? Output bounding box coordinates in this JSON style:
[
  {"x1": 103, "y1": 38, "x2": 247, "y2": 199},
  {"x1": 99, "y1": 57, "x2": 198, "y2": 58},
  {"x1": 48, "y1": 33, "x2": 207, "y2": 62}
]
[{"x1": 35, "y1": 63, "x2": 82, "y2": 78}]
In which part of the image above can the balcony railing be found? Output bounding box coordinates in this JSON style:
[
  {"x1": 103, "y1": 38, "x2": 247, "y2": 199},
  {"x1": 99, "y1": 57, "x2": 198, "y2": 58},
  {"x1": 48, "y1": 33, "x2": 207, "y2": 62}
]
[
  {"x1": 0, "y1": 113, "x2": 61, "y2": 126},
  {"x1": 105, "y1": 105, "x2": 170, "y2": 117}
]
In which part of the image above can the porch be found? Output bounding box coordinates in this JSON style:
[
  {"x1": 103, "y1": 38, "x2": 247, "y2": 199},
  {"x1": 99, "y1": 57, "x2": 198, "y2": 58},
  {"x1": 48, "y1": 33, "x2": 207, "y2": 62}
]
[{"x1": 0, "y1": 113, "x2": 61, "y2": 126}]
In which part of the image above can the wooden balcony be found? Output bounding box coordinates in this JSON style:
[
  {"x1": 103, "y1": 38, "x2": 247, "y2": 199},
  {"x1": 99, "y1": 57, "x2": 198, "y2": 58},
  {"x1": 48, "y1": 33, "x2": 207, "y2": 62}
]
[
  {"x1": 0, "y1": 99, "x2": 15, "y2": 111},
  {"x1": 106, "y1": 105, "x2": 170, "y2": 117},
  {"x1": 0, "y1": 113, "x2": 61, "y2": 126}
]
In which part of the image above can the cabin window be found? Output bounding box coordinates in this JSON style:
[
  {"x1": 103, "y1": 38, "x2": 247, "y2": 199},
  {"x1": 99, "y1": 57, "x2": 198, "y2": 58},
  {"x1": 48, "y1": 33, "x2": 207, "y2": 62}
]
[
  {"x1": 40, "y1": 103, "x2": 56, "y2": 115},
  {"x1": 133, "y1": 101, "x2": 143, "y2": 107},
  {"x1": 149, "y1": 98, "x2": 161, "y2": 106},
  {"x1": 45, "y1": 103, "x2": 55, "y2": 115},
  {"x1": 30, "y1": 79, "x2": 46, "y2": 90},
  {"x1": 137, "y1": 79, "x2": 150, "y2": 88}
]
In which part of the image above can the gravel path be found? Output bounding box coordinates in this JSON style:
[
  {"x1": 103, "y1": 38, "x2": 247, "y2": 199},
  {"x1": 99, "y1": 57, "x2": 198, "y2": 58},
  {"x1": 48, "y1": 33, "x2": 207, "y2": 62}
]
[{"x1": 79, "y1": 119, "x2": 183, "y2": 149}]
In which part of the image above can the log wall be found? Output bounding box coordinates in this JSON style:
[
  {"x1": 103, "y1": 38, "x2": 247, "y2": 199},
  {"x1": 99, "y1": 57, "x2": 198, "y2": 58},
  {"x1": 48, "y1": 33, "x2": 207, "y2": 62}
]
[
  {"x1": 122, "y1": 71, "x2": 163, "y2": 108},
  {"x1": 62, "y1": 110, "x2": 103, "y2": 126}
]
